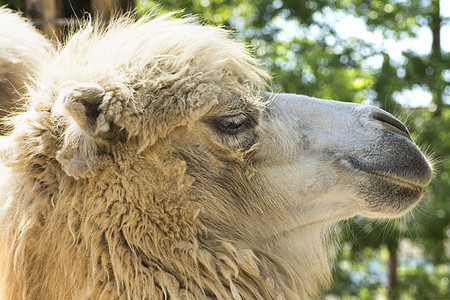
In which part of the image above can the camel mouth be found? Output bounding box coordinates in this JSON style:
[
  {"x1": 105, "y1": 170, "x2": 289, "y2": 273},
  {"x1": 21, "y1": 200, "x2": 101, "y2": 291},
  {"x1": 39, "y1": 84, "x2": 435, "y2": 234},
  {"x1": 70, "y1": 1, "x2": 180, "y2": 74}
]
[{"x1": 354, "y1": 166, "x2": 428, "y2": 190}]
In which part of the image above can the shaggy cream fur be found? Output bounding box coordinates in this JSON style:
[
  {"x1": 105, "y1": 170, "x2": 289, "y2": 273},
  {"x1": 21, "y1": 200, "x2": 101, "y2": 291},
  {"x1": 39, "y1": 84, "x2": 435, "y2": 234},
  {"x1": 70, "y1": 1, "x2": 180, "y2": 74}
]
[
  {"x1": 0, "y1": 7, "x2": 54, "y2": 124},
  {"x1": 0, "y1": 12, "x2": 287, "y2": 300},
  {"x1": 0, "y1": 9, "x2": 432, "y2": 300}
]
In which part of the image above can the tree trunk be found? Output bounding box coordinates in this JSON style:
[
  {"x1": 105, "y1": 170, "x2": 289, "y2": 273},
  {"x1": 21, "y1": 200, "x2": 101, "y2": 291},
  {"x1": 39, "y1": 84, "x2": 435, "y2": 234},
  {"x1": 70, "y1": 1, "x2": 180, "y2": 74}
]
[
  {"x1": 122, "y1": 0, "x2": 135, "y2": 11},
  {"x1": 26, "y1": 0, "x2": 63, "y2": 39},
  {"x1": 91, "y1": 0, "x2": 119, "y2": 20},
  {"x1": 387, "y1": 240, "x2": 399, "y2": 300},
  {"x1": 373, "y1": 52, "x2": 399, "y2": 113},
  {"x1": 431, "y1": 0, "x2": 443, "y2": 118}
]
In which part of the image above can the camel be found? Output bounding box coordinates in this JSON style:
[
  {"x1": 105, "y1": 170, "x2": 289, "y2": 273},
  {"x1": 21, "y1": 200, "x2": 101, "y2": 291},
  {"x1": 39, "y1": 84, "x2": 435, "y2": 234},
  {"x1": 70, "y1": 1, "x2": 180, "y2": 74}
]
[
  {"x1": 0, "y1": 9, "x2": 433, "y2": 299},
  {"x1": 0, "y1": 7, "x2": 54, "y2": 126}
]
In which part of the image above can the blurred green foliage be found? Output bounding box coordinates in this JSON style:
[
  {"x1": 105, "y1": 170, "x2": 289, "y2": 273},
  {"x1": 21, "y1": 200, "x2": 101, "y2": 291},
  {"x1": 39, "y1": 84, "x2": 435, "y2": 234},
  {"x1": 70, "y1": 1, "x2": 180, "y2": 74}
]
[{"x1": 1, "y1": 0, "x2": 449, "y2": 298}]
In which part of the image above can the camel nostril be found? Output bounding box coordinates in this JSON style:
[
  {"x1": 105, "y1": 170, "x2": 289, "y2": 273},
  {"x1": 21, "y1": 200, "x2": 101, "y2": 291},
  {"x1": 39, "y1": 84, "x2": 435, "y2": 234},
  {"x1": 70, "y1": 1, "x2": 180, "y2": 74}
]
[{"x1": 371, "y1": 111, "x2": 411, "y2": 139}]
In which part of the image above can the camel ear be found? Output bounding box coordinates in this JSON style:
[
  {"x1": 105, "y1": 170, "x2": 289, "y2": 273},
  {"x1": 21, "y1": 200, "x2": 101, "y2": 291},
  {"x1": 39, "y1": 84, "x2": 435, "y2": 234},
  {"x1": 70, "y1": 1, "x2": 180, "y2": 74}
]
[
  {"x1": 55, "y1": 83, "x2": 111, "y2": 139},
  {"x1": 53, "y1": 83, "x2": 117, "y2": 179}
]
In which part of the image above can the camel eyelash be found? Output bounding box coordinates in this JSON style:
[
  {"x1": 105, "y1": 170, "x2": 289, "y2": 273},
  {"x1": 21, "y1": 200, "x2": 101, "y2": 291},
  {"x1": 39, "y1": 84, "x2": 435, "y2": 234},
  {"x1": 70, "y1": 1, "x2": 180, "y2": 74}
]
[{"x1": 208, "y1": 113, "x2": 257, "y2": 136}]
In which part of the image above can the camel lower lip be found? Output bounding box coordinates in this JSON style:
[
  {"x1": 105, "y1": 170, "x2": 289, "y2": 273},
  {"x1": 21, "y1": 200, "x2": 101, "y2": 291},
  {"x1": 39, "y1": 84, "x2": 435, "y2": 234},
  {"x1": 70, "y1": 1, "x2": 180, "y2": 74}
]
[
  {"x1": 361, "y1": 168, "x2": 425, "y2": 191},
  {"x1": 354, "y1": 167, "x2": 426, "y2": 216}
]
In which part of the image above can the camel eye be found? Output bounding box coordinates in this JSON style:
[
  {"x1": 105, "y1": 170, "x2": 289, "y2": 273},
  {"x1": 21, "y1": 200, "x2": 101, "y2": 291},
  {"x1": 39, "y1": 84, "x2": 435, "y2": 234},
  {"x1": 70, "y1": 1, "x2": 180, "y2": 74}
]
[
  {"x1": 210, "y1": 113, "x2": 253, "y2": 135},
  {"x1": 219, "y1": 114, "x2": 245, "y2": 128}
]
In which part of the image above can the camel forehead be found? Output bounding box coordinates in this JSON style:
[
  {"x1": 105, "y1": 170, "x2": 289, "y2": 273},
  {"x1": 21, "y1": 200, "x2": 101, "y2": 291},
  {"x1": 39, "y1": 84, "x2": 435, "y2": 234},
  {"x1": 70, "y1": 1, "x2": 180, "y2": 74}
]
[{"x1": 52, "y1": 16, "x2": 268, "y2": 92}]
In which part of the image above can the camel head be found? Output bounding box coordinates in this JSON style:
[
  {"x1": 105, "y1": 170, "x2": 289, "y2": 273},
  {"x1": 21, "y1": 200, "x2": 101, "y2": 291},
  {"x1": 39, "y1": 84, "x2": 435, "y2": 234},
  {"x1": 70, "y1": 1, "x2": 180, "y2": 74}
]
[{"x1": 1, "y1": 13, "x2": 433, "y2": 299}]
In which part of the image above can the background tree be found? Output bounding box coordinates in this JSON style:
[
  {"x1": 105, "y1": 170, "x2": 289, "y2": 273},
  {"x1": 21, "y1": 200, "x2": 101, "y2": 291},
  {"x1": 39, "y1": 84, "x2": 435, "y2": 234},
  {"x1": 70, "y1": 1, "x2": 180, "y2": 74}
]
[{"x1": 1, "y1": 0, "x2": 449, "y2": 298}]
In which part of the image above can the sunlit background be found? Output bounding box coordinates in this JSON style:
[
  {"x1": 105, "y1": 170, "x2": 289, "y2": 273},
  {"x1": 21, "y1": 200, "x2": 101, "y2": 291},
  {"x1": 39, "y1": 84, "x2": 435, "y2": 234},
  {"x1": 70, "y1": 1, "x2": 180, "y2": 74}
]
[{"x1": 1, "y1": 0, "x2": 449, "y2": 299}]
